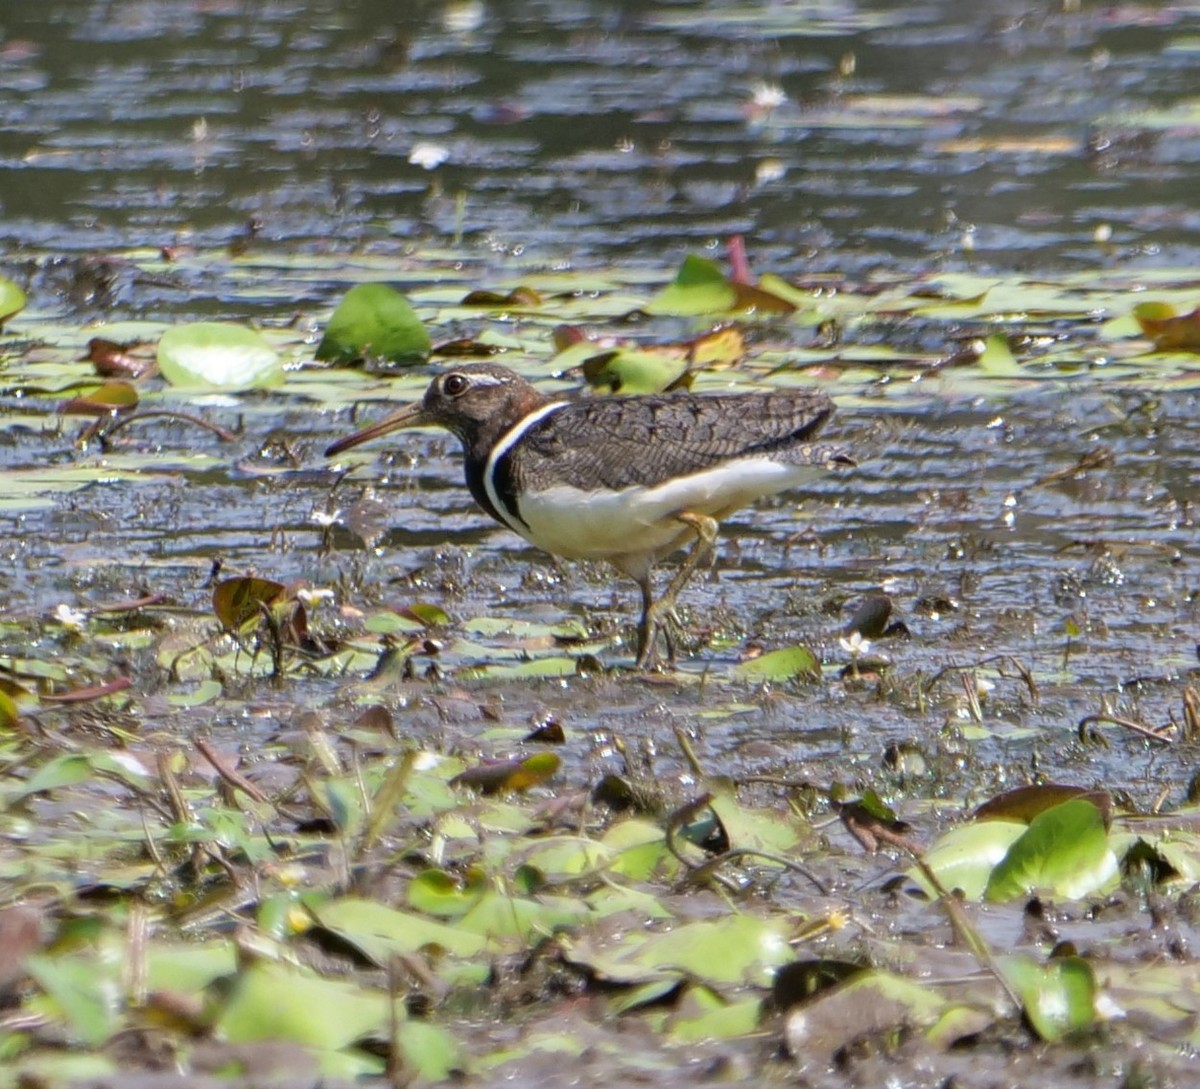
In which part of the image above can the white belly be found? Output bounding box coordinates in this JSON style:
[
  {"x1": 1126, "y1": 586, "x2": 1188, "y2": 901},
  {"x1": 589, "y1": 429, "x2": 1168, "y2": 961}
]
[{"x1": 511, "y1": 456, "x2": 822, "y2": 564}]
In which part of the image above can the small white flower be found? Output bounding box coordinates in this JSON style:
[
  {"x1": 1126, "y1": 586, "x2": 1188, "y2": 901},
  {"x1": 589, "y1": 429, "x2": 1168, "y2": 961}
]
[
  {"x1": 52, "y1": 604, "x2": 89, "y2": 632},
  {"x1": 310, "y1": 508, "x2": 343, "y2": 528},
  {"x1": 755, "y1": 159, "x2": 786, "y2": 185},
  {"x1": 839, "y1": 631, "x2": 871, "y2": 658},
  {"x1": 750, "y1": 81, "x2": 787, "y2": 110},
  {"x1": 409, "y1": 142, "x2": 449, "y2": 170}
]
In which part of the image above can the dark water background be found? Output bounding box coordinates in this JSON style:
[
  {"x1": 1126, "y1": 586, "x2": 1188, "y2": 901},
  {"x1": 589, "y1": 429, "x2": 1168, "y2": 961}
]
[{"x1": 3, "y1": 0, "x2": 1199, "y2": 292}]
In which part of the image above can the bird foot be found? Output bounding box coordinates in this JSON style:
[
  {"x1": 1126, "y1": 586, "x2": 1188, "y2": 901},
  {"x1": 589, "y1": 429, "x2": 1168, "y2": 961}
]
[
  {"x1": 634, "y1": 599, "x2": 688, "y2": 671},
  {"x1": 632, "y1": 511, "x2": 719, "y2": 671}
]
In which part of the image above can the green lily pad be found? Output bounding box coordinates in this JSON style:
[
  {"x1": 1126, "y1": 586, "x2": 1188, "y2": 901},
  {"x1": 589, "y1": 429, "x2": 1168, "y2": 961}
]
[
  {"x1": 914, "y1": 819, "x2": 1028, "y2": 900},
  {"x1": 666, "y1": 987, "x2": 762, "y2": 1043},
  {"x1": 312, "y1": 896, "x2": 487, "y2": 960},
  {"x1": 457, "y1": 890, "x2": 590, "y2": 941},
  {"x1": 783, "y1": 970, "x2": 948, "y2": 1059},
  {"x1": 157, "y1": 321, "x2": 282, "y2": 389},
  {"x1": 26, "y1": 954, "x2": 118, "y2": 1046},
  {"x1": 984, "y1": 799, "x2": 1119, "y2": 903},
  {"x1": 644, "y1": 255, "x2": 738, "y2": 316},
  {"x1": 0, "y1": 276, "x2": 27, "y2": 327},
  {"x1": 572, "y1": 914, "x2": 792, "y2": 986},
  {"x1": 580, "y1": 349, "x2": 690, "y2": 394},
  {"x1": 730, "y1": 645, "x2": 821, "y2": 682},
  {"x1": 316, "y1": 283, "x2": 431, "y2": 364},
  {"x1": 215, "y1": 959, "x2": 388, "y2": 1050},
  {"x1": 406, "y1": 868, "x2": 486, "y2": 917},
  {"x1": 1001, "y1": 954, "x2": 1096, "y2": 1041}
]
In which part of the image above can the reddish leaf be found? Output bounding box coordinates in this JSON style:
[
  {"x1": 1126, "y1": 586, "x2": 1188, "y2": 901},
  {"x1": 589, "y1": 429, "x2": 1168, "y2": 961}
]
[
  {"x1": 460, "y1": 286, "x2": 542, "y2": 307},
  {"x1": 973, "y1": 784, "x2": 1112, "y2": 828},
  {"x1": 212, "y1": 576, "x2": 289, "y2": 631},
  {"x1": 86, "y1": 337, "x2": 157, "y2": 379},
  {"x1": 1133, "y1": 301, "x2": 1200, "y2": 351},
  {"x1": 41, "y1": 676, "x2": 133, "y2": 703}
]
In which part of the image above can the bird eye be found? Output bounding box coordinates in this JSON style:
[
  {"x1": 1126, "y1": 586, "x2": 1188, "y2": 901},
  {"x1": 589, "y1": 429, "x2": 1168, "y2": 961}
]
[{"x1": 443, "y1": 373, "x2": 469, "y2": 396}]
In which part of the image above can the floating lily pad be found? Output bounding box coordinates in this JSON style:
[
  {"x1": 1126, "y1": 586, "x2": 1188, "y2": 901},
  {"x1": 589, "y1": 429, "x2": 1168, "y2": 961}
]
[
  {"x1": 984, "y1": 799, "x2": 1119, "y2": 903},
  {"x1": 731, "y1": 645, "x2": 821, "y2": 682},
  {"x1": 581, "y1": 349, "x2": 690, "y2": 394},
  {"x1": 157, "y1": 322, "x2": 283, "y2": 389},
  {"x1": 0, "y1": 276, "x2": 26, "y2": 327},
  {"x1": 315, "y1": 283, "x2": 431, "y2": 364},
  {"x1": 1001, "y1": 954, "x2": 1096, "y2": 1042},
  {"x1": 914, "y1": 819, "x2": 1028, "y2": 900}
]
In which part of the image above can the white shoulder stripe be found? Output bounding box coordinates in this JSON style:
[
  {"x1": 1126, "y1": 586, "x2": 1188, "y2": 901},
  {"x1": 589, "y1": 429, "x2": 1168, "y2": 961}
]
[{"x1": 482, "y1": 401, "x2": 570, "y2": 534}]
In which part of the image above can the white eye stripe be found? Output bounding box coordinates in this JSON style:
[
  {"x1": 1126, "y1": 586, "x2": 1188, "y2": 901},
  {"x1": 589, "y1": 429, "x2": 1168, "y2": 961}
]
[{"x1": 445, "y1": 373, "x2": 503, "y2": 392}]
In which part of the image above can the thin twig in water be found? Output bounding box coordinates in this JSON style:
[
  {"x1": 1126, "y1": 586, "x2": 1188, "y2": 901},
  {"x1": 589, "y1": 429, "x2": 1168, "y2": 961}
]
[
  {"x1": 1077, "y1": 713, "x2": 1174, "y2": 744},
  {"x1": 101, "y1": 410, "x2": 239, "y2": 443}
]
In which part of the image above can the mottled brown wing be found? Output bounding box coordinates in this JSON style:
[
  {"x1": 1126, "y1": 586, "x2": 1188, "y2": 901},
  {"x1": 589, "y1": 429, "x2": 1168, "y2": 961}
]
[{"x1": 515, "y1": 389, "x2": 836, "y2": 492}]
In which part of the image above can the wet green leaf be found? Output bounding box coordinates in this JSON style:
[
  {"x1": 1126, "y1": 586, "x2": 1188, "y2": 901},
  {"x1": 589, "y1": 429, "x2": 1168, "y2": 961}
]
[
  {"x1": 312, "y1": 897, "x2": 488, "y2": 960},
  {"x1": 704, "y1": 793, "x2": 806, "y2": 856},
  {"x1": 667, "y1": 986, "x2": 762, "y2": 1042},
  {"x1": 976, "y1": 334, "x2": 1023, "y2": 376},
  {"x1": 456, "y1": 656, "x2": 582, "y2": 680},
  {"x1": 601, "y1": 819, "x2": 674, "y2": 880},
  {"x1": 19, "y1": 753, "x2": 96, "y2": 798},
  {"x1": 315, "y1": 283, "x2": 431, "y2": 364},
  {"x1": 27, "y1": 954, "x2": 118, "y2": 1046},
  {"x1": 974, "y1": 784, "x2": 1112, "y2": 826},
  {"x1": 58, "y1": 380, "x2": 139, "y2": 416},
  {"x1": 146, "y1": 942, "x2": 238, "y2": 993},
  {"x1": 571, "y1": 914, "x2": 792, "y2": 986},
  {"x1": 580, "y1": 349, "x2": 690, "y2": 394},
  {"x1": 1001, "y1": 954, "x2": 1096, "y2": 1041},
  {"x1": 730, "y1": 645, "x2": 821, "y2": 682},
  {"x1": 212, "y1": 576, "x2": 289, "y2": 633},
  {"x1": 393, "y1": 1020, "x2": 463, "y2": 1083},
  {"x1": 783, "y1": 970, "x2": 947, "y2": 1059},
  {"x1": 984, "y1": 799, "x2": 1119, "y2": 903},
  {"x1": 450, "y1": 752, "x2": 561, "y2": 794},
  {"x1": 1133, "y1": 300, "x2": 1200, "y2": 351},
  {"x1": 457, "y1": 889, "x2": 590, "y2": 940},
  {"x1": 518, "y1": 836, "x2": 613, "y2": 879},
  {"x1": 215, "y1": 959, "x2": 388, "y2": 1049},
  {"x1": 166, "y1": 679, "x2": 223, "y2": 707},
  {"x1": 401, "y1": 602, "x2": 451, "y2": 627},
  {"x1": 406, "y1": 868, "x2": 486, "y2": 917},
  {"x1": 157, "y1": 322, "x2": 283, "y2": 389},
  {"x1": 644, "y1": 256, "x2": 738, "y2": 315},
  {"x1": 0, "y1": 276, "x2": 26, "y2": 327},
  {"x1": 913, "y1": 820, "x2": 1027, "y2": 900}
]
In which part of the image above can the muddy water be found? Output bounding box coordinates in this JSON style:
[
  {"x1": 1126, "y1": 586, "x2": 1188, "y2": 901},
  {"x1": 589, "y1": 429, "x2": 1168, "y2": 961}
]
[
  {"x1": 2, "y1": 0, "x2": 1199, "y2": 277},
  {"x1": 1, "y1": 0, "x2": 1199, "y2": 799}
]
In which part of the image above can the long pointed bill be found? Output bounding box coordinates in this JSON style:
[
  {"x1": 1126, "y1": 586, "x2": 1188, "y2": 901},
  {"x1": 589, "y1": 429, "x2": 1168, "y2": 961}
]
[{"x1": 324, "y1": 402, "x2": 434, "y2": 457}]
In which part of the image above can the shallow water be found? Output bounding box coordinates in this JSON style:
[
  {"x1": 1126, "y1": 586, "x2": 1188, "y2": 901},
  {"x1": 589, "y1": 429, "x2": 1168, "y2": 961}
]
[
  {"x1": 3, "y1": 5, "x2": 1200, "y2": 1084},
  {"x1": 3, "y1": 0, "x2": 1200, "y2": 283},
  {"x1": 3, "y1": 0, "x2": 1199, "y2": 783}
]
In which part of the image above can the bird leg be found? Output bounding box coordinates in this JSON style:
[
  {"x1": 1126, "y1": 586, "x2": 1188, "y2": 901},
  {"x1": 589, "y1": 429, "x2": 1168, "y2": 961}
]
[{"x1": 634, "y1": 511, "x2": 719, "y2": 670}]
